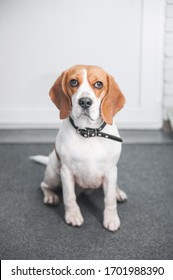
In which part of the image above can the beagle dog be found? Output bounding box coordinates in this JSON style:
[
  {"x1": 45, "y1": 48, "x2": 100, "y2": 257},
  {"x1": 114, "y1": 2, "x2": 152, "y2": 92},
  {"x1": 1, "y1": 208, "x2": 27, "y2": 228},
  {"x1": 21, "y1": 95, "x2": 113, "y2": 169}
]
[{"x1": 36, "y1": 65, "x2": 127, "y2": 232}]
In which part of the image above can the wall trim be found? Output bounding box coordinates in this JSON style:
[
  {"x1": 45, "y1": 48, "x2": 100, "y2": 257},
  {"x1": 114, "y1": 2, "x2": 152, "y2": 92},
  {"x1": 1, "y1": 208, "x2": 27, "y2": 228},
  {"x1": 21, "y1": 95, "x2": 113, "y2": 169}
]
[{"x1": 0, "y1": 106, "x2": 162, "y2": 129}]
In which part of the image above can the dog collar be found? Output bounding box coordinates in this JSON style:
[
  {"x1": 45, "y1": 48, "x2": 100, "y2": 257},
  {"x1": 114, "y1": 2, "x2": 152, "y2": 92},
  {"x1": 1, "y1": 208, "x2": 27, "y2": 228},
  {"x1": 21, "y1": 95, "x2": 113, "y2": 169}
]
[{"x1": 69, "y1": 116, "x2": 123, "y2": 142}]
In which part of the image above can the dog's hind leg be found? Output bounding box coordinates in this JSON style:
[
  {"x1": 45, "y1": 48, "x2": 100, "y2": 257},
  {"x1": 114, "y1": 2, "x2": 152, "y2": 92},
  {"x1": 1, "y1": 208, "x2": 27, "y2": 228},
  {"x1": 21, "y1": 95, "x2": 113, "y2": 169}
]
[
  {"x1": 116, "y1": 186, "x2": 127, "y2": 202},
  {"x1": 41, "y1": 150, "x2": 61, "y2": 206}
]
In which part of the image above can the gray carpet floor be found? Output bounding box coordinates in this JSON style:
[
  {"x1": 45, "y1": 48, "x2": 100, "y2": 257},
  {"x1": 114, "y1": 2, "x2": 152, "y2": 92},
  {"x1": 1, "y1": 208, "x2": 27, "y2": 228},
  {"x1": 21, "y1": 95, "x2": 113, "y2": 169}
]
[{"x1": 0, "y1": 143, "x2": 173, "y2": 260}]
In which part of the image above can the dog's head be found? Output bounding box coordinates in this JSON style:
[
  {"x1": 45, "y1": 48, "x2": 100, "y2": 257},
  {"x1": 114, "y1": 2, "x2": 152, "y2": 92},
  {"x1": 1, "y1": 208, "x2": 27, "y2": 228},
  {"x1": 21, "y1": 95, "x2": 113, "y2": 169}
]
[{"x1": 49, "y1": 65, "x2": 125, "y2": 125}]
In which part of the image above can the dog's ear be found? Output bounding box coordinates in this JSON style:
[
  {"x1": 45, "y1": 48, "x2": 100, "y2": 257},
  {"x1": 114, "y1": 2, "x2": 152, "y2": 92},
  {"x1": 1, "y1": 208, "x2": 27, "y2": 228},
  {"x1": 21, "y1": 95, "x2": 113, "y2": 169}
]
[
  {"x1": 49, "y1": 71, "x2": 72, "y2": 119},
  {"x1": 101, "y1": 74, "x2": 125, "y2": 125}
]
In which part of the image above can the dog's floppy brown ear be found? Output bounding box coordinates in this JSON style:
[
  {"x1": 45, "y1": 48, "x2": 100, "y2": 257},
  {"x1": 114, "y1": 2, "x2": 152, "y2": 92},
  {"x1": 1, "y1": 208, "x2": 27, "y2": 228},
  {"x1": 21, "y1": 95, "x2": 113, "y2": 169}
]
[
  {"x1": 49, "y1": 71, "x2": 72, "y2": 119},
  {"x1": 101, "y1": 74, "x2": 125, "y2": 125}
]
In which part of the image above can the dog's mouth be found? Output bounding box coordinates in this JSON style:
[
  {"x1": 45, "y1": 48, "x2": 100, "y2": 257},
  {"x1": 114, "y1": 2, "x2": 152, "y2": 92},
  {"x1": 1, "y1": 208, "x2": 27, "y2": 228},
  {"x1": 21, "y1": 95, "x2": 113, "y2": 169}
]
[{"x1": 78, "y1": 110, "x2": 95, "y2": 121}]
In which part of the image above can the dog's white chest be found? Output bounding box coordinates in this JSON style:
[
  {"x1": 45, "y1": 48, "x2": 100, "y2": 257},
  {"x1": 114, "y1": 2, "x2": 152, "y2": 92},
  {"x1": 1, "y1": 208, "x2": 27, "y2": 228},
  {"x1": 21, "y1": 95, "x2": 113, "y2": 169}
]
[
  {"x1": 57, "y1": 122, "x2": 122, "y2": 189},
  {"x1": 70, "y1": 151, "x2": 110, "y2": 188}
]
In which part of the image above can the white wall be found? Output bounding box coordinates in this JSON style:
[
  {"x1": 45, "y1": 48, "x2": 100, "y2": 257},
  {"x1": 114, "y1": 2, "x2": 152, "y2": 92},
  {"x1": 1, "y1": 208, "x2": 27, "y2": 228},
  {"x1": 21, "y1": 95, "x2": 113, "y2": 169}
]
[
  {"x1": 0, "y1": 0, "x2": 141, "y2": 128},
  {"x1": 0, "y1": 0, "x2": 164, "y2": 128},
  {"x1": 164, "y1": 0, "x2": 173, "y2": 117},
  {"x1": 0, "y1": 0, "x2": 61, "y2": 127}
]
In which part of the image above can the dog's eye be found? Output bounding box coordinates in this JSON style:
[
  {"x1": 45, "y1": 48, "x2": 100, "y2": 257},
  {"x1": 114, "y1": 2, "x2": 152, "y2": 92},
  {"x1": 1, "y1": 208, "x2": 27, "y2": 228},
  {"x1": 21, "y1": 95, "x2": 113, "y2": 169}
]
[
  {"x1": 94, "y1": 81, "x2": 103, "y2": 89},
  {"x1": 70, "y1": 79, "x2": 79, "y2": 87}
]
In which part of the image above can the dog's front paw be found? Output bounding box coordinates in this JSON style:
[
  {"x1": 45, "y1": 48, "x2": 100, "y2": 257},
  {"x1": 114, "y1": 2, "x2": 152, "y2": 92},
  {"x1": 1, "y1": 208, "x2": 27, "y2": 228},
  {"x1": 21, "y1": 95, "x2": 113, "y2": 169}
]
[
  {"x1": 65, "y1": 207, "x2": 84, "y2": 227},
  {"x1": 103, "y1": 210, "x2": 120, "y2": 232}
]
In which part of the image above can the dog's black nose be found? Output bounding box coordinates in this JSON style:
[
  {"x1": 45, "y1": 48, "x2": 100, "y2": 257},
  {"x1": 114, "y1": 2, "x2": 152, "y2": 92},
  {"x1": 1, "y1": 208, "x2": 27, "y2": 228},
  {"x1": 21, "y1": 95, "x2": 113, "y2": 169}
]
[{"x1": 78, "y1": 97, "x2": 93, "y2": 109}]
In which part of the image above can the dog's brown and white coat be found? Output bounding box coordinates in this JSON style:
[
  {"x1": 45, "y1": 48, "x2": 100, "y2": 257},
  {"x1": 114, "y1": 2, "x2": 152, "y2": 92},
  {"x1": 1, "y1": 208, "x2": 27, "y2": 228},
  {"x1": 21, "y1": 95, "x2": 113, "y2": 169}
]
[{"x1": 39, "y1": 65, "x2": 127, "y2": 232}]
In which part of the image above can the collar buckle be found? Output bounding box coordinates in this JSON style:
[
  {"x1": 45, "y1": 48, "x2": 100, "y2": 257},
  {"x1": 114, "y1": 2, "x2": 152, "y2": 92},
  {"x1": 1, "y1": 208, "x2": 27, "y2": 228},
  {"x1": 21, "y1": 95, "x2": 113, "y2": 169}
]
[
  {"x1": 91, "y1": 129, "x2": 97, "y2": 137},
  {"x1": 80, "y1": 128, "x2": 91, "y2": 138}
]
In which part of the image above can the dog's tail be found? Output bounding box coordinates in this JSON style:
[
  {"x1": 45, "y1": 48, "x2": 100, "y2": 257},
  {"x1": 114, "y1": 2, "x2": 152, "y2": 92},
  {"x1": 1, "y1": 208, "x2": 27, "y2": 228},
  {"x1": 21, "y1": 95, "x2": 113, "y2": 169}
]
[{"x1": 30, "y1": 155, "x2": 49, "y2": 165}]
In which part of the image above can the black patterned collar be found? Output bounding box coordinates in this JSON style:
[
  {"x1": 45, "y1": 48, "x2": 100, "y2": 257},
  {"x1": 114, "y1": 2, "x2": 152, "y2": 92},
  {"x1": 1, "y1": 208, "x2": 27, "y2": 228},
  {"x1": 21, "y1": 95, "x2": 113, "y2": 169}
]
[{"x1": 69, "y1": 116, "x2": 123, "y2": 142}]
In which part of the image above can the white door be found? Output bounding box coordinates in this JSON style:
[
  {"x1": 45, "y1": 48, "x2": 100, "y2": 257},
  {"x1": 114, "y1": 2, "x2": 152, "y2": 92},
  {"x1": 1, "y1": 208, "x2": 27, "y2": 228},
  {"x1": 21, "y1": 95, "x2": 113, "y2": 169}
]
[{"x1": 0, "y1": 0, "x2": 164, "y2": 128}]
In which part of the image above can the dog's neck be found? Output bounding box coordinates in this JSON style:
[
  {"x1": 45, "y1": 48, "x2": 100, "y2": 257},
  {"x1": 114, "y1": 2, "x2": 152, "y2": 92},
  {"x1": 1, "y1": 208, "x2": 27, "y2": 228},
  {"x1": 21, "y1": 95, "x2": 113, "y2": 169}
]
[{"x1": 70, "y1": 114, "x2": 104, "y2": 129}]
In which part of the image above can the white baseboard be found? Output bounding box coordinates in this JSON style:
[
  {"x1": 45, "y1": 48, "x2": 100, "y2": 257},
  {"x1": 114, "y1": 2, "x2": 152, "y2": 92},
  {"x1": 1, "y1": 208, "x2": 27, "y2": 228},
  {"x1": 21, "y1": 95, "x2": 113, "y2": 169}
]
[{"x1": 0, "y1": 107, "x2": 162, "y2": 129}]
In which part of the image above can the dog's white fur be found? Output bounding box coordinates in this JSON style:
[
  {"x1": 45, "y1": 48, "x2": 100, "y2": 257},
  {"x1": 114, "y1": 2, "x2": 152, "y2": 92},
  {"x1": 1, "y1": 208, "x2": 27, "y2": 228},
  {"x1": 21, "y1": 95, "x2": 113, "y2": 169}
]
[{"x1": 34, "y1": 65, "x2": 127, "y2": 232}]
